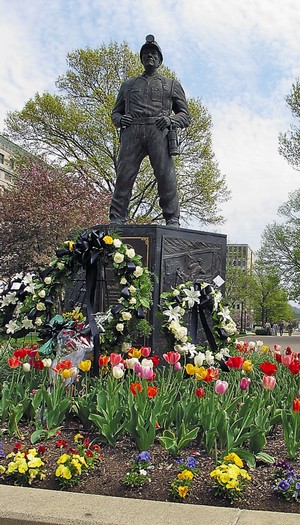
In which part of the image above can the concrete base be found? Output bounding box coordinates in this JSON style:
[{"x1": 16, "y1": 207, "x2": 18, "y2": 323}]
[{"x1": 0, "y1": 485, "x2": 299, "y2": 525}]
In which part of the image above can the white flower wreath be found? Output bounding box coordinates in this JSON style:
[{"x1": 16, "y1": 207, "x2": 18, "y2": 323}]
[
  {"x1": 160, "y1": 281, "x2": 237, "y2": 363},
  {"x1": 0, "y1": 229, "x2": 153, "y2": 355}
]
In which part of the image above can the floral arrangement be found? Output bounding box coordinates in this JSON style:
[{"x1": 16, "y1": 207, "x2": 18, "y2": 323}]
[
  {"x1": 0, "y1": 443, "x2": 46, "y2": 485},
  {"x1": 0, "y1": 229, "x2": 153, "y2": 357},
  {"x1": 210, "y1": 452, "x2": 251, "y2": 502},
  {"x1": 160, "y1": 281, "x2": 237, "y2": 362},
  {"x1": 122, "y1": 450, "x2": 154, "y2": 488},
  {"x1": 171, "y1": 456, "x2": 198, "y2": 500},
  {"x1": 55, "y1": 433, "x2": 102, "y2": 487},
  {"x1": 273, "y1": 461, "x2": 300, "y2": 503}
]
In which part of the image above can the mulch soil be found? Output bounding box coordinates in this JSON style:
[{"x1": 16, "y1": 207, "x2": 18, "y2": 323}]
[{"x1": 0, "y1": 422, "x2": 300, "y2": 514}]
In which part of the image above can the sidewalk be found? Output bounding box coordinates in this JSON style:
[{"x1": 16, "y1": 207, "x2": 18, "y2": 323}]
[
  {"x1": 241, "y1": 333, "x2": 300, "y2": 353},
  {"x1": 0, "y1": 485, "x2": 299, "y2": 525}
]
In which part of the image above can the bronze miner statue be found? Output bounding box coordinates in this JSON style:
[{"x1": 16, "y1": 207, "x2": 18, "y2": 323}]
[{"x1": 109, "y1": 35, "x2": 191, "y2": 228}]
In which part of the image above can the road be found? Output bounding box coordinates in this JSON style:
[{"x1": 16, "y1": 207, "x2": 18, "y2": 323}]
[{"x1": 241, "y1": 333, "x2": 300, "y2": 353}]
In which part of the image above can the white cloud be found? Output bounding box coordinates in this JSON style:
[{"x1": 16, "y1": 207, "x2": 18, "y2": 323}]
[{"x1": 1, "y1": 0, "x2": 300, "y2": 252}]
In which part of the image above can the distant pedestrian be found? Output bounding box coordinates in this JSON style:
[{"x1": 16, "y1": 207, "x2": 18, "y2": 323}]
[
  {"x1": 279, "y1": 321, "x2": 284, "y2": 336},
  {"x1": 265, "y1": 322, "x2": 271, "y2": 335},
  {"x1": 272, "y1": 322, "x2": 278, "y2": 336}
]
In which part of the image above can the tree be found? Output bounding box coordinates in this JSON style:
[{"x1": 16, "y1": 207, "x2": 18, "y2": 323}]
[
  {"x1": 0, "y1": 158, "x2": 110, "y2": 276},
  {"x1": 279, "y1": 79, "x2": 300, "y2": 169},
  {"x1": 252, "y1": 253, "x2": 294, "y2": 325},
  {"x1": 4, "y1": 42, "x2": 230, "y2": 225},
  {"x1": 259, "y1": 189, "x2": 300, "y2": 300},
  {"x1": 224, "y1": 264, "x2": 257, "y2": 331}
]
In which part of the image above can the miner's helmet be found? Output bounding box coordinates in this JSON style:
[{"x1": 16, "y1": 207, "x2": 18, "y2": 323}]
[{"x1": 140, "y1": 34, "x2": 163, "y2": 64}]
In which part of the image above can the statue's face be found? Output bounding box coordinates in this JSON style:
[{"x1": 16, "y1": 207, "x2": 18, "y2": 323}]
[{"x1": 141, "y1": 46, "x2": 161, "y2": 70}]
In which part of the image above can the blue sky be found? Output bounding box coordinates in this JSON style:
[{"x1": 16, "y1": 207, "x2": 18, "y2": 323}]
[{"x1": 1, "y1": 0, "x2": 300, "y2": 251}]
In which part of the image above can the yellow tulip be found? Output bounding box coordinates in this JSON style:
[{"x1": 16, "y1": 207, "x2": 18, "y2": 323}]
[
  {"x1": 78, "y1": 360, "x2": 92, "y2": 372},
  {"x1": 185, "y1": 363, "x2": 196, "y2": 375},
  {"x1": 61, "y1": 369, "x2": 71, "y2": 379},
  {"x1": 242, "y1": 360, "x2": 253, "y2": 372}
]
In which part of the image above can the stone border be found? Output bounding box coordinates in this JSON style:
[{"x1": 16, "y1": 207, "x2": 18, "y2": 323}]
[{"x1": 0, "y1": 485, "x2": 299, "y2": 525}]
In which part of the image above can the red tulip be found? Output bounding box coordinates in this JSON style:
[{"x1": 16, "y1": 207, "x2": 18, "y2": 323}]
[
  {"x1": 163, "y1": 351, "x2": 180, "y2": 365},
  {"x1": 140, "y1": 346, "x2": 151, "y2": 357},
  {"x1": 130, "y1": 382, "x2": 143, "y2": 396},
  {"x1": 8, "y1": 356, "x2": 21, "y2": 368},
  {"x1": 13, "y1": 348, "x2": 27, "y2": 359},
  {"x1": 147, "y1": 385, "x2": 158, "y2": 398},
  {"x1": 293, "y1": 398, "x2": 300, "y2": 412},
  {"x1": 225, "y1": 356, "x2": 245, "y2": 369},
  {"x1": 98, "y1": 355, "x2": 110, "y2": 367},
  {"x1": 259, "y1": 361, "x2": 277, "y2": 375},
  {"x1": 195, "y1": 387, "x2": 205, "y2": 398},
  {"x1": 149, "y1": 355, "x2": 160, "y2": 367},
  {"x1": 288, "y1": 360, "x2": 300, "y2": 375},
  {"x1": 203, "y1": 367, "x2": 219, "y2": 382}
]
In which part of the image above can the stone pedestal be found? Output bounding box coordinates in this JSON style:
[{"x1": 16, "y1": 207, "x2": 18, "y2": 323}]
[{"x1": 64, "y1": 225, "x2": 226, "y2": 354}]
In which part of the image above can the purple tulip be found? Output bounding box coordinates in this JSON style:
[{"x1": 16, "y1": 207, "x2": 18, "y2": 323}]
[{"x1": 240, "y1": 377, "x2": 251, "y2": 390}]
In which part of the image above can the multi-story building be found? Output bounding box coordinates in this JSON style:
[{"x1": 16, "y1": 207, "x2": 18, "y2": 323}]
[
  {"x1": 227, "y1": 243, "x2": 255, "y2": 272},
  {"x1": 226, "y1": 244, "x2": 255, "y2": 331},
  {"x1": 0, "y1": 133, "x2": 28, "y2": 191}
]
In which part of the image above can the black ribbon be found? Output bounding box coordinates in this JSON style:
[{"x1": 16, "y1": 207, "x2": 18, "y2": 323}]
[{"x1": 190, "y1": 283, "x2": 217, "y2": 353}]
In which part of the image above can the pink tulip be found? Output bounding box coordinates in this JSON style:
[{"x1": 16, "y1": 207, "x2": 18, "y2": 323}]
[
  {"x1": 110, "y1": 352, "x2": 122, "y2": 367},
  {"x1": 174, "y1": 362, "x2": 182, "y2": 371},
  {"x1": 240, "y1": 377, "x2": 251, "y2": 390},
  {"x1": 262, "y1": 375, "x2": 276, "y2": 390},
  {"x1": 215, "y1": 379, "x2": 229, "y2": 395},
  {"x1": 281, "y1": 354, "x2": 293, "y2": 367},
  {"x1": 139, "y1": 365, "x2": 154, "y2": 380}
]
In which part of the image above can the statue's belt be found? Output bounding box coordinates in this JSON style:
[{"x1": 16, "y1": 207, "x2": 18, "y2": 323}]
[{"x1": 130, "y1": 117, "x2": 160, "y2": 124}]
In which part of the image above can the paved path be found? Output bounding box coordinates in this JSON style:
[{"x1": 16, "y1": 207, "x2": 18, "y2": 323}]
[
  {"x1": 240, "y1": 333, "x2": 300, "y2": 353},
  {"x1": 1, "y1": 485, "x2": 299, "y2": 525}
]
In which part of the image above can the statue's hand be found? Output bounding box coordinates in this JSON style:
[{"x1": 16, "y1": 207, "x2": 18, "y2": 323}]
[
  {"x1": 156, "y1": 116, "x2": 171, "y2": 131},
  {"x1": 120, "y1": 114, "x2": 133, "y2": 128}
]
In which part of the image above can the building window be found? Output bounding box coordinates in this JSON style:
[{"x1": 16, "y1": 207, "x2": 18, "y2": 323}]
[{"x1": 0, "y1": 153, "x2": 4, "y2": 164}]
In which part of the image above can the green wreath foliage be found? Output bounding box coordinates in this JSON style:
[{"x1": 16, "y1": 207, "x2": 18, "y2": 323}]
[
  {"x1": 0, "y1": 229, "x2": 153, "y2": 355},
  {"x1": 160, "y1": 281, "x2": 237, "y2": 359}
]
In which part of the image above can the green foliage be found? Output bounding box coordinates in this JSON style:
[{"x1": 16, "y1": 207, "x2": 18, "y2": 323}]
[
  {"x1": 279, "y1": 79, "x2": 300, "y2": 170},
  {"x1": 259, "y1": 189, "x2": 300, "y2": 301}
]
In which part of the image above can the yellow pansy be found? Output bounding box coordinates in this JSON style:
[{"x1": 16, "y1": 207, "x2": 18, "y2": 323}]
[
  {"x1": 74, "y1": 433, "x2": 83, "y2": 442},
  {"x1": 56, "y1": 464, "x2": 72, "y2": 479},
  {"x1": 28, "y1": 457, "x2": 44, "y2": 468},
  {"x1": 177, "y1": 469, "x2": 194, "y2": 480},
  {"x1": 178, "y1": 485, "x2": 189, "y2": 498},
  {"x1": 224, "y1": 453, "x2": 243, "y2": 467},
  {"x1": 57, "y1": 453, "x2": 70, "y2": 464},
  {"x1": 68, "y1": 240, "x2": 75, "y2": 251}
]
